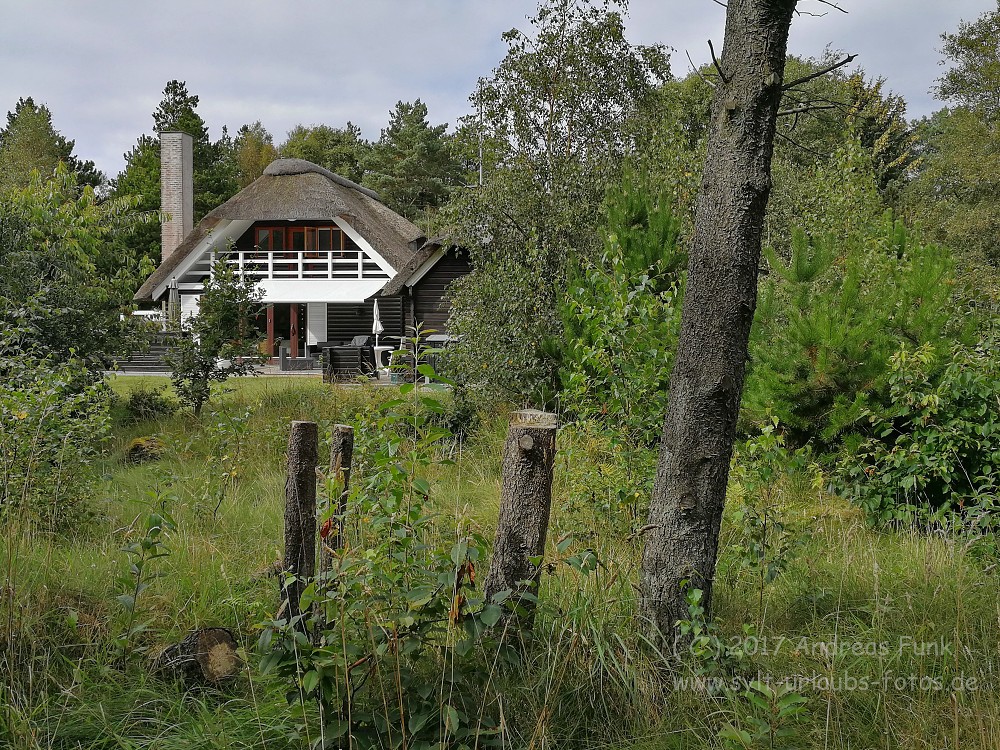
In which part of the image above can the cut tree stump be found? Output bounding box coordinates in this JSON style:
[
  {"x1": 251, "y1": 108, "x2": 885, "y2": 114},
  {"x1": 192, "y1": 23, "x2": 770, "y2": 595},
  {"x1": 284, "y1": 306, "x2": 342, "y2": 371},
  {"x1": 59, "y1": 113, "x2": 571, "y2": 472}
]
[
  {"x1": 483, "y1": 409, "x2": 558, "y2": 629},
  {"x1": 153, "y1": 627, "x2": 242, "y2": 685}
]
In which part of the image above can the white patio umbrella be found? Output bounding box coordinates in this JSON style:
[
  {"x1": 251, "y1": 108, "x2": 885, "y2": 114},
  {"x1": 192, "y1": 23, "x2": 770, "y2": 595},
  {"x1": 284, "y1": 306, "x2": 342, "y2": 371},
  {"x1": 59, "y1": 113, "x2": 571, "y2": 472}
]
[{"x1": 372, "y1": 299, "x2": 384, "y2": 347}]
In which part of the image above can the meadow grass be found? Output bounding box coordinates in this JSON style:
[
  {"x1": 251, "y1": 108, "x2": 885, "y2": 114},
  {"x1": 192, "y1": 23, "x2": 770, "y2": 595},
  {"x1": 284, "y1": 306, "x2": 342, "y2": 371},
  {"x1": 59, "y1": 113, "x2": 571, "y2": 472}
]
[{"x1": 2, "y1": 376, "x2": 999, "y2": 748}]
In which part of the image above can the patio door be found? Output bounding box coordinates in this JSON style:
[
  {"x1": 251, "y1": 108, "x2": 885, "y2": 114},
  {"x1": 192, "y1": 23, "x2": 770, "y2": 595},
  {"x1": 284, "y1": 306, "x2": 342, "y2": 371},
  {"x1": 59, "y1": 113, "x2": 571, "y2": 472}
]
[{"x1": 265, "y1": 303, "x2": 307, "y2": 358}]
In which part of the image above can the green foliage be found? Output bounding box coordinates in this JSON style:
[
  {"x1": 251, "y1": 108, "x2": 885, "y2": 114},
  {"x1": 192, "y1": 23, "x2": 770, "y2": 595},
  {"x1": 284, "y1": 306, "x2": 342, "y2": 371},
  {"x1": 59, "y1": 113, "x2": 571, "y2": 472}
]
[
  {"x1": 560, "y1": 169, "x2": 685, "y2": 447},
  {"x1": 165, "y1": 259, "x2": 266, "y2": 416},
  {"x1": 364, "y1": 99, "x2": 461, "y2": 224},
  {"x1": 233, "y1": 121, "x2": 278, "y2": 188},
  {"x1": 724, "y1": 423, "x2": 813, "y2": 624},
  {"x1": 280, "y1": 122, "x2": 370, "y2": 183},
  {"x1": 0, "y1": 165, "x2": 152, "y2": 377},
  {"x1": 445, "y1": 0, "x2": 670, "y2": 406},
  {"x1": 0, "y1": 96, "x2": 104, "y2": 192},
  {"x1": 837, "y1": 342, "x2": 1000, "y2": 527},
  {"x1": 903, "y1": 4, "x2": 1000, "y2": 271},
  {"x1": 935, "y1": 5, "x2": 1000, "y2": 117},
  {"x1": 905, "y1": 107, "x2": 1000, "y2": 267},
  {"x1": 114, "y1": 481, "x2": 177, "y2": 662},
  {"x1": 446, "y1": 255, "x2": 563, "y2": 406},
  {"x1": 745, "y1": 149, "x2": 970, "y2": 446},
  {"x1": 0, "y1": 350, "x2": 110, "y2": 531},
  {"x1": 719, "y1": 680, "x2": 809, "y2": 750},
  {"x1": 119, "y1": 385, "x2": 178, "y2": 424},
  {"x1": 259, "y1": 352, "x2": 504, "y2": 748},
  {"x1": 195, "y1": 406, "x2": 252, "y2": 519},
  {"x1": 774, "y1": 54, "x2": 916, "y2": 193},
  {"x1": 559, "y1": 420, "x2": 656, "y2": 527}
]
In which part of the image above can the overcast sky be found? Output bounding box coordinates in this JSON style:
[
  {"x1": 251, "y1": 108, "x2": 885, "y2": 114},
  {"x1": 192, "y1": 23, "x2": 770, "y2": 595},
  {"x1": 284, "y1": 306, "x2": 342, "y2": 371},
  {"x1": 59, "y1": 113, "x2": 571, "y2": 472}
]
[{"x1": 0, "y1": 0, "x2": 992, "y2": 178}]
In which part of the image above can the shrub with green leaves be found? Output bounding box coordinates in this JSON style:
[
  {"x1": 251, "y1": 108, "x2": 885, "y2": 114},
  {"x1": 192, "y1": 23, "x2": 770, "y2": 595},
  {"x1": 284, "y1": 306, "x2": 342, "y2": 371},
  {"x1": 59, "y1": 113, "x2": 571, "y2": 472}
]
[
  {"x1": 259, "y1": 349, "x2": 506, "y2": 748},
  {"x1": 166, "y1": 259, "x2": 266, "y2": 416},
  {"x1": 0, "y1": 348, "x2": 110, "y2": 531},
  {"x1": 837, "y1": 342, "x2": 1000, "y2": 527},
  {"x1": 559, "y1": 169, "x2": 685, "y2": 448}
]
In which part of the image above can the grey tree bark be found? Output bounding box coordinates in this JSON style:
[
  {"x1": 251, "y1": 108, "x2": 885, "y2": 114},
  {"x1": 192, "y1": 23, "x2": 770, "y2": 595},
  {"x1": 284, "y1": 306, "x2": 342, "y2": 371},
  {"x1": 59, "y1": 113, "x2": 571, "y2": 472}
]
[
  {"x1": 640, "y1": 0, "x2": 798, "y2": 642},
  {"x1": 483, "y1": 409, "x2": 559, "y2": 629},
  {"x1": 281, "y1": 420, "x2": 318, "y2": 630}
]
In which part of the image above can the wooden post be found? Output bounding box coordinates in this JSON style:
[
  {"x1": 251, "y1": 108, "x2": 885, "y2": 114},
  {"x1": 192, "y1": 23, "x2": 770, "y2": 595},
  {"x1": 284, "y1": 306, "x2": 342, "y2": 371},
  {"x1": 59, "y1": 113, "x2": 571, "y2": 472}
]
[
  {"x1": 483, "y1": 409, "x2": 558, "y2": 629},
  {"x1": 315, "y1": 425, "x2": 354, "y2": 643},
  {"x1": 320, "y1": 425, "x2": 354, "y2": 568},
  {"x1": 281, "y1": 420, "x2": 318, "y2": 631}
]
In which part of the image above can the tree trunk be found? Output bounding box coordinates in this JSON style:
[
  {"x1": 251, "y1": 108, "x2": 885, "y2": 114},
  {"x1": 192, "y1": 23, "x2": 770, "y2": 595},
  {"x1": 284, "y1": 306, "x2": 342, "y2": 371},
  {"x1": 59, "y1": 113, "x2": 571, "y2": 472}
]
[
  {"x1": 281, "y1": 420, "x2": 318, "y2": 631},
  {"x1": 153, "y1": 627, "x2": 242, "y2": 685},
  {"x1": 640, "y1": 0, "x2": 797, "y2": 642},
  {"x1": 483, "y1": 409, "x2": 558, "y2": 629}
]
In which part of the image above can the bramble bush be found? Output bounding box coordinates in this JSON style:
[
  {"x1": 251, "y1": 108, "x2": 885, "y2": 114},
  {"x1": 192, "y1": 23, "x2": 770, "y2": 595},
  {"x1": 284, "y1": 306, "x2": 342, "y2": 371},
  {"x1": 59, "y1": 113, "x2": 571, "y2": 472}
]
[{"x1": 837, "y1": 342, "x2": 1000, "y2": 528}]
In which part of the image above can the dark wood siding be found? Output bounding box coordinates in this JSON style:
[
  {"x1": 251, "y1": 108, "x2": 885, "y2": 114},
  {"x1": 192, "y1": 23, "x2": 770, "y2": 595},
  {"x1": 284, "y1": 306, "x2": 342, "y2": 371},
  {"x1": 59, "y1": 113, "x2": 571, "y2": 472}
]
[
  {"x1": 326, "y1": 297, "x2": 404, "y2": 344},
  {"x1": 405, "y1": 250, "x2": 471, "y2": 334}
]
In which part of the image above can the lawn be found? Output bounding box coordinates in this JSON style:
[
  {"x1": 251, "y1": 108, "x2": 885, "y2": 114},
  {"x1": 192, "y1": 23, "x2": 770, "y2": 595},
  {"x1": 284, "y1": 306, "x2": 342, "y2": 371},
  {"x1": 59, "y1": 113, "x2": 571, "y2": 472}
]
[{"x1": 2, "y1": 376, "x2": 998, "y2": 749}]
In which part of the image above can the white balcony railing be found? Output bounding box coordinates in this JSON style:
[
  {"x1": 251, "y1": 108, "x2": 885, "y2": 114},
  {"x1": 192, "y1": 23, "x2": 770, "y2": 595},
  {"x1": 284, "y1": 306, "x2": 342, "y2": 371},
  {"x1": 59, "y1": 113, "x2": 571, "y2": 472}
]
[{"x1": 209, "y1": 249, "x2": 385, "y2": 280}]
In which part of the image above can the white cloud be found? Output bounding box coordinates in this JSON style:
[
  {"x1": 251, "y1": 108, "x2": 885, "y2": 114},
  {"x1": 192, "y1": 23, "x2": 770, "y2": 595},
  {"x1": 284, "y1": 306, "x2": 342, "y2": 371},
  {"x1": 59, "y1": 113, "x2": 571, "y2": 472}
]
[{"x1": 0, "y1": 0, "x2": 992, "y2": 177}]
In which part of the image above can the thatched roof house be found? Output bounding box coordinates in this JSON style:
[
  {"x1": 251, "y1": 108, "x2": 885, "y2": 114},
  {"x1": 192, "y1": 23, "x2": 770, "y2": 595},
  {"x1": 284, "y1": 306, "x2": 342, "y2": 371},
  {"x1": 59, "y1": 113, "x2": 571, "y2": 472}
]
[{"x1": 134, "y1": 134, "x2": 468, "y2": 362}]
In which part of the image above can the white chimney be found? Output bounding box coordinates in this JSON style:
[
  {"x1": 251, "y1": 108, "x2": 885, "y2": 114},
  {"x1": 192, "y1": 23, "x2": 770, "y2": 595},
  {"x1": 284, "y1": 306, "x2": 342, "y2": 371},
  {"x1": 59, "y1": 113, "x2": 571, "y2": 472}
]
[{"x1": 160, "y1": 131, "x2": 193, "y2": 264}]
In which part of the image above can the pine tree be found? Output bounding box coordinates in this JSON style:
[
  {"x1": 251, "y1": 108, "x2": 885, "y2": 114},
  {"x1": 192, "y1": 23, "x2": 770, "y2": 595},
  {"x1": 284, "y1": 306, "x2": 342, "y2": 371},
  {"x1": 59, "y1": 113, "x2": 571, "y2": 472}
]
[
  {"x1": 0, "y1": 97, "x2": 103, "y2": 193},
  {"x1": 364, "y1": 100, "x2": 460, "y2": 222}
]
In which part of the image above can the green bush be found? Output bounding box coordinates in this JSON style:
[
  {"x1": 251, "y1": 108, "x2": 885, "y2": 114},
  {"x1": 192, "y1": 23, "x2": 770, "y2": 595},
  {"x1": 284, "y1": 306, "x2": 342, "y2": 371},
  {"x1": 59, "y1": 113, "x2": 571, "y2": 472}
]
[
  {"x1": 0, "y1": 353, "x2": 110, "y2": 531},
  {"x1": 836, "y1": 342, "x2": 1000, "y2": 527},
  {"x1": 120, "y1": 385, "x2": 178, "y2": 423},
  {"x1": 559, "y1": 169, "x2": 685, "y2": 448}
]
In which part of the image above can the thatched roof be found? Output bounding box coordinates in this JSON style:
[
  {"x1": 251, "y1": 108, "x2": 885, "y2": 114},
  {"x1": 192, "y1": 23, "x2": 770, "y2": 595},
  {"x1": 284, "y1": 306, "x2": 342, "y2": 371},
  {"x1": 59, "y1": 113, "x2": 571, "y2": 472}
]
[{"x1": 134, "y1": 159, "x2": 424, "y2": 301}]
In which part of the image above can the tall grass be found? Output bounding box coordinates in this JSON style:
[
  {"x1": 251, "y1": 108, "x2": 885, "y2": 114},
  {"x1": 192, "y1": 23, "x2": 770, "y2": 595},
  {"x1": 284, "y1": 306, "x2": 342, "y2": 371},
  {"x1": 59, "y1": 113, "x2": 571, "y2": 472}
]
[{"x1": 2, "y1": 376, "x2": 998, "y2": 748}]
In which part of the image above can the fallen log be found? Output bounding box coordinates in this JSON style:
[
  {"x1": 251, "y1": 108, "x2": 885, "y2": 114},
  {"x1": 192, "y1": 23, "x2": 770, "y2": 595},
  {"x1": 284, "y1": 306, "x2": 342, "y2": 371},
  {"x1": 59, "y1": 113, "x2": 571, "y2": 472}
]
[{"x1": 153, "y1": 627, "x2": 242, "y2": 685}]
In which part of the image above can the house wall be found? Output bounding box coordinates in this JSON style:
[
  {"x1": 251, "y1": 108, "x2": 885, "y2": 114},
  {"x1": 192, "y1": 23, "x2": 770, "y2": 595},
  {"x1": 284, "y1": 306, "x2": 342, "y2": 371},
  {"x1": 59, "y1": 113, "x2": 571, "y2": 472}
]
[
  {"x1": 326, "y1": 297, "x2": 404, "y2": 345},
  {"x1": 404, "y1": 250, "x2": 471, "y2": 334},
  {"x1": 306, "y1": 303, "x2": 327, "y2": 346}
]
